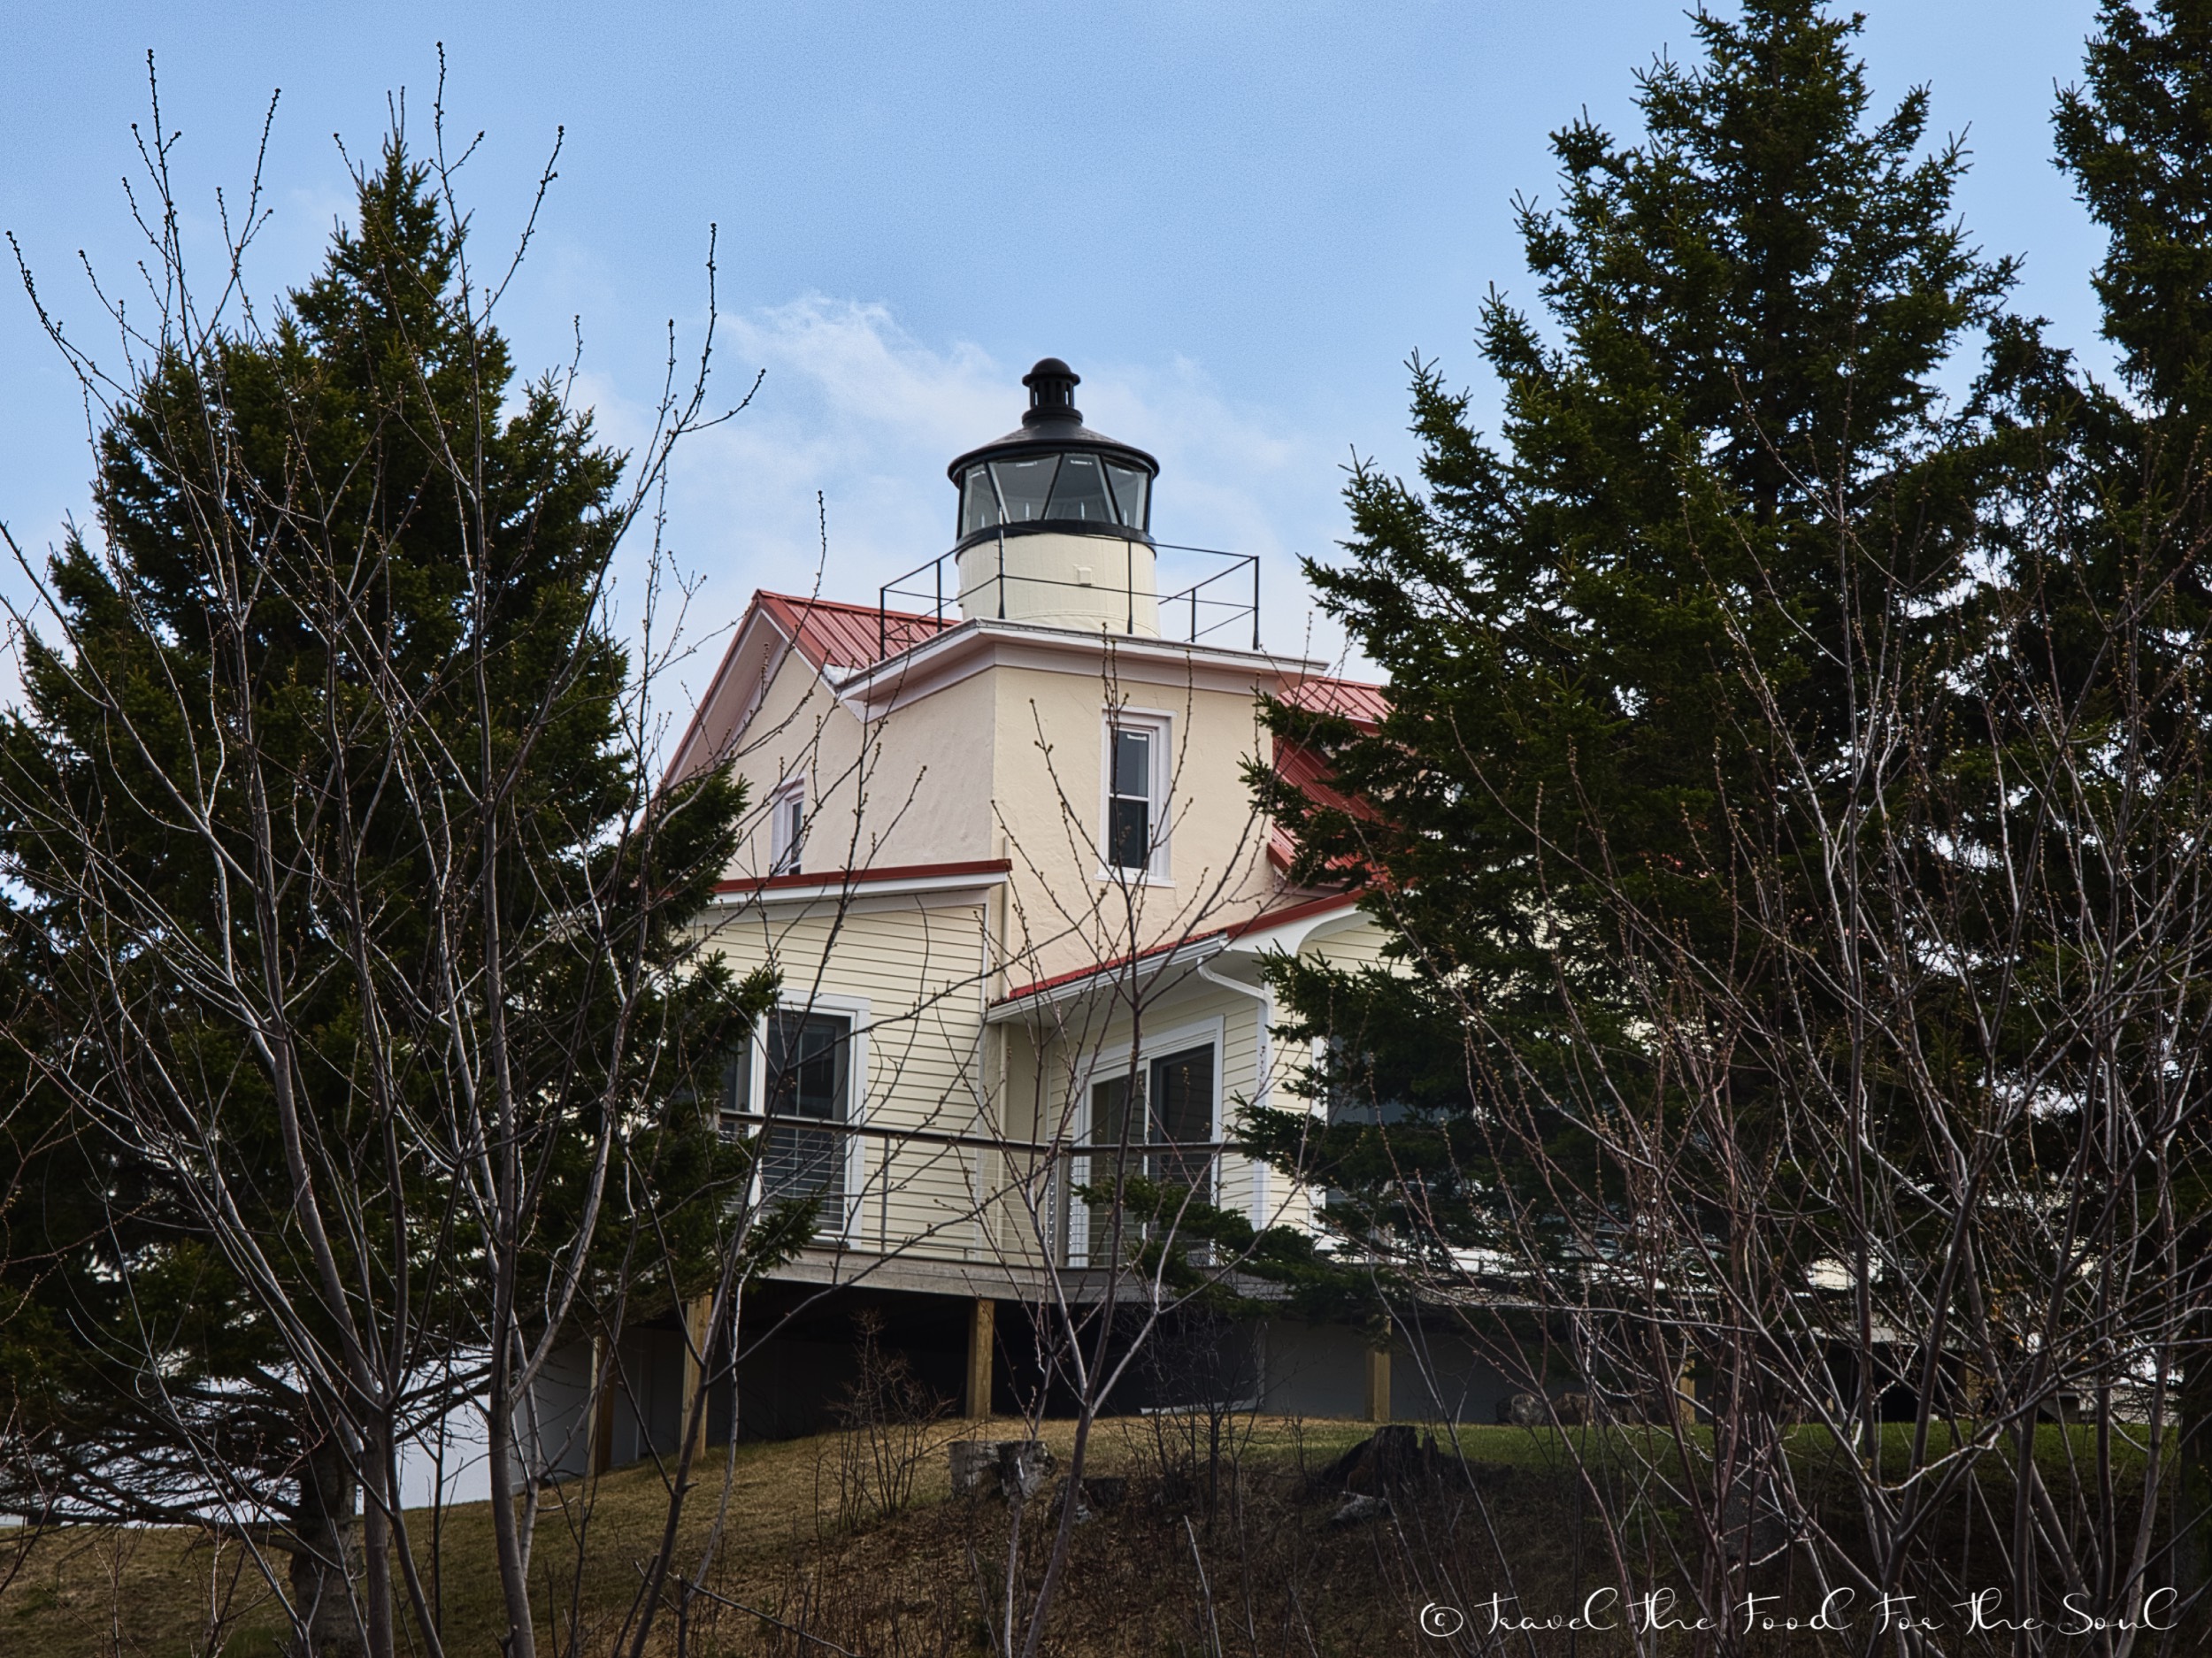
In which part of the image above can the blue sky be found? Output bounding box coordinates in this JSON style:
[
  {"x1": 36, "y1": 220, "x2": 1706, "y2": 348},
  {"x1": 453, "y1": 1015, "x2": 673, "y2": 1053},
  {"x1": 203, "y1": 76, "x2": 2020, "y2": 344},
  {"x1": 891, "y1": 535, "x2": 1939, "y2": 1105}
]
[{"x1": 1, "y1": 0, "x2": 2122, "y2": 695}]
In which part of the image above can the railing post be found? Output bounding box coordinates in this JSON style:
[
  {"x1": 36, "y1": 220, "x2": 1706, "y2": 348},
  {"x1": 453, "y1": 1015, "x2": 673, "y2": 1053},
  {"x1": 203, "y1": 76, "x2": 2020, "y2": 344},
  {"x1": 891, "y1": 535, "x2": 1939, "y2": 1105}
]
[
  {"x1": 878, "y1": 586, "x2": 887, "y2": 658},
  {"x1": 935, "y1": 554, "x2": 942, "y2": 625},
  {"x1": 1252, "y1": 556, "x2": 1261, "y2": 650},
  {"x1": 997, "y1": 531, "x2": 1006, "y2": 621},
  {"x1": 1126, "y1": 541, "x2": 1134, "y2": 634}
]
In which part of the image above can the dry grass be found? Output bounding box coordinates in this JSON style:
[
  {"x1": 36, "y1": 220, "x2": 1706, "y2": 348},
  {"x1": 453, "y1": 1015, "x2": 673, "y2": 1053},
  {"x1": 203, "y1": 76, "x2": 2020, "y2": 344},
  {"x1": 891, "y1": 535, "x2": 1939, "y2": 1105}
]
[
  {"x1": 0, "y1": 1417, "x2": 1454, "y2": 1656},
  {"x1": 4, "y1": 1418, "x2": 2182, "y2": 1655}
]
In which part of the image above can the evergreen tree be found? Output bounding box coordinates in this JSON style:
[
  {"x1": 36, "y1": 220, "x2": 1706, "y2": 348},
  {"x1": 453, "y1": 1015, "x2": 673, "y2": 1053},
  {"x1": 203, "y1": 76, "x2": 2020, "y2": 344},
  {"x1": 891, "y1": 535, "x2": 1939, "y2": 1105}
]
[
  {"x1": 2054, "y1": 0, "x2": 2212, "y2": 1593},
  {"x1": 0, "y1": 140, "x2": 780, "y2": 1655},
  {"x1": 1244, "y1": 0, "x2": 2212, "y2": 1610},
  {"x1": 1249, "y1": 0, "x2": 2013, "y2": 1260}
]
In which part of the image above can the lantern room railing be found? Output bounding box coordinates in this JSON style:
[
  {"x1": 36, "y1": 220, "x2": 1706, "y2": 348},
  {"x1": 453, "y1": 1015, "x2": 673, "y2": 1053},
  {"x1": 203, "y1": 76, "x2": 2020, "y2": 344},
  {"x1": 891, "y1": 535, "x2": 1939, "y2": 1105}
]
[{"x1": 878, "y1": 540, "x2": 1261, "y2": 659}]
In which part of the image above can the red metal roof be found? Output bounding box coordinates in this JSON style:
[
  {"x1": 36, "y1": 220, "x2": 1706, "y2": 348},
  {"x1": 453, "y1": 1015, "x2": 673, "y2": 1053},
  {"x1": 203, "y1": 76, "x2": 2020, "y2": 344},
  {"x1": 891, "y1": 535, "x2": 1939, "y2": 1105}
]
[
  {"x1": 1267, "y1": 677, "x2": 1387, "y2": 870},
  {"x1": 1276, "y1": 674, "x2": 1388, "y2": 728},
  {"x1": 992, "y1": 888, "x2": 1363, "y2": 1009},
  {"x1": 758, "y1": 591, "x2": 952, "y2": 673}
]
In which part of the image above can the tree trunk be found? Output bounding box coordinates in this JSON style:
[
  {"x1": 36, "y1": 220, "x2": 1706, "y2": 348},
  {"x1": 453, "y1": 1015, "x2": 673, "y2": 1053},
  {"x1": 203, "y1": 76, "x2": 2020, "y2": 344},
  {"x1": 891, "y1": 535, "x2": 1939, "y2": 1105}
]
[
  {"x1": 2177, "y1": 1310, "x2": 2212, "y2": 1602},
  {"x1": 288, "y1": 1431, "x2": 365, "y2": 1658}
]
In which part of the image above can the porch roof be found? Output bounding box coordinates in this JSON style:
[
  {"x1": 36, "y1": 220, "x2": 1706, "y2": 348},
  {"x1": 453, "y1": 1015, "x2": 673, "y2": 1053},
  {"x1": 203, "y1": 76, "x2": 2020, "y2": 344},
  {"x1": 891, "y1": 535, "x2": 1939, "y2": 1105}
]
[
  {"x1": 986, "y1": 888, "x2": 1363, "y2": 1022},
  {"x1": 708, "y1": 856, "x2": 1010, "y2": 907}
]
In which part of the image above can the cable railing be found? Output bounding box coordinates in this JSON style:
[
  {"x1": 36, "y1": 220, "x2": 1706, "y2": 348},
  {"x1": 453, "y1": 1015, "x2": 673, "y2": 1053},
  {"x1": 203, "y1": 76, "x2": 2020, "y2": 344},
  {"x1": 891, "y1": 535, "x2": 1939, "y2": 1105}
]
[{"x1": 878, "y1": 537, "x2": 1261, "y2": 657}]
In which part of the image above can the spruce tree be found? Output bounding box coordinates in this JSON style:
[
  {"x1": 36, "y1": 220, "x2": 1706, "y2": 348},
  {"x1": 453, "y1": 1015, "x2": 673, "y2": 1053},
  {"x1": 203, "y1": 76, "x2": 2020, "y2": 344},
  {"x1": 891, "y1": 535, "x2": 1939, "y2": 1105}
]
[
  {"x1": 1250, "y1": 0, "x2": 2012, "y2": 1257},
  {"x1": 0, "y1": 139, "x2": 773, "y2": 1654},
  {"x1": 2054, "y1": 0, "x2": 2212, "y2": 1593}
]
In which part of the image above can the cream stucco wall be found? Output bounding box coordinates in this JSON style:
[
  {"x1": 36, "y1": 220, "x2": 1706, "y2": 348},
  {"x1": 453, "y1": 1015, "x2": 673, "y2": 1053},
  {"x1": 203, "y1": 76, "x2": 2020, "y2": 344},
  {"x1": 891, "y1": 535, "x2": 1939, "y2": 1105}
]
[
  {"x1": 722, "y1": 641, "x2": 998, "y2": 880},
  {"x1": 982, "y1": 645, "x2": 1282, "y2": 982},
  {"x1": 724, "y1": 620, "x2": 1299, "y2": 986}
]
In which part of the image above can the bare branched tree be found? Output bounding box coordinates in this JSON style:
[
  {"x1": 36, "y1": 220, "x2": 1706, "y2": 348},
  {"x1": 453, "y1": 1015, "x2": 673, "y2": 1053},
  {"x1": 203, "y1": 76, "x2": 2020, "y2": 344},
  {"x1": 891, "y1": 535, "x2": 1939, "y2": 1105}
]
[{"x1": 0, "y1": 63, "x2": 787, "y2": 1658}]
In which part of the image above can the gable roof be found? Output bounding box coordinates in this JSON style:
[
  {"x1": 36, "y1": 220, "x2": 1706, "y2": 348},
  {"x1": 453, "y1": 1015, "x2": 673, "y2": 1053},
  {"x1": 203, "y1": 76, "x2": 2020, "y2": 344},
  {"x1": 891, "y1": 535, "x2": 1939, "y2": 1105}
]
[
  {"x1": 662, "y1": 591, "x2": 954, "y2": 786},
  {"x1": 757, "y1": 591, "x2": 952, "y2": 674}
]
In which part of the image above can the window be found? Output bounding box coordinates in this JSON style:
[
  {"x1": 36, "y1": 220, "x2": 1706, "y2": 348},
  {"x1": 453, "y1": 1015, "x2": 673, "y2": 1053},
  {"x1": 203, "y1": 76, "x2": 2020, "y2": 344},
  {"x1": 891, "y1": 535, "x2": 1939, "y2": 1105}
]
[
  {"x1": 960, "y1": 464, "x2": 1002, "y2": 537},
  {"x1": 1319, "y1": 1036, "x2": 1415, "y2": 1129},
  {"x1": 1084, "y1": 1042, "x2": 1217, "y2": 1252},
  {"x1": 718, "y1": 1002, "x2": 867, "y2": 1225},
  {"x1": 769, "y1": 780, "x2": 805, "y2": 874},
  {"x1": 762, "y1": 1009, "x2": 851, "y2": 1204},
  {"x1": 1103, "y1": 714, "x2": 1168, "y2": 876},
  {"x1": 1315, "y1": 1035, "x2": 1413, "y2": 1222}
]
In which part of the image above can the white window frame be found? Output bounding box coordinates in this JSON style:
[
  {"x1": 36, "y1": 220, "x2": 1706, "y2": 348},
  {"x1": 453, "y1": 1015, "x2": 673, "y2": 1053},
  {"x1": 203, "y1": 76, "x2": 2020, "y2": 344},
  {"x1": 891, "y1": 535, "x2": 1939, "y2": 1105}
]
[
  {"x1": 725, "y1": 991, "x2": 871, "y2": 1241},
  {"x1": 768, "y1": 778, "x2": 806, "y2": 874},
  {"x1": 1064, "y1": 1014, "x2": 1222, "y2": 1266},
  {"x1": 1097, "y1": 707, "x2": 1172, "y2": 883}
]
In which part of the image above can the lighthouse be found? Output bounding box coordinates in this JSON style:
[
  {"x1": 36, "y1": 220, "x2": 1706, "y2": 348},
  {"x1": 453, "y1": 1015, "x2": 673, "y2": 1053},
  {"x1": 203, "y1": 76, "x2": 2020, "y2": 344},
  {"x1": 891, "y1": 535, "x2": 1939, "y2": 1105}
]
[{"x1": 947, "y1": 358, "x2": 1162, "y2": 635}]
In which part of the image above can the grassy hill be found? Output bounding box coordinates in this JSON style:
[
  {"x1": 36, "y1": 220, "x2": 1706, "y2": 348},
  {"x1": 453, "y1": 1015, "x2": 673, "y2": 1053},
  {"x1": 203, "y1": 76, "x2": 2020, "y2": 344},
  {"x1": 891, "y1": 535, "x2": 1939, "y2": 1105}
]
[
  {"x1": 4, "y1": 1416, "x2": 1416, "y2": 1656},
  {"x1": 0, "y1": 1417, "x2": 2187, "y2": 1654}
]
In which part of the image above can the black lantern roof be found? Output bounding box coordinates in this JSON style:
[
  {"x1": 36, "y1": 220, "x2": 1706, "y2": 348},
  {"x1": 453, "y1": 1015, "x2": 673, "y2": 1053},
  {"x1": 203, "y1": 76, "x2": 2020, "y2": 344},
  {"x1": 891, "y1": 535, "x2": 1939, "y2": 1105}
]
[{"x1": 948, "y1": 358, "x2": 1158, "y2": 550}]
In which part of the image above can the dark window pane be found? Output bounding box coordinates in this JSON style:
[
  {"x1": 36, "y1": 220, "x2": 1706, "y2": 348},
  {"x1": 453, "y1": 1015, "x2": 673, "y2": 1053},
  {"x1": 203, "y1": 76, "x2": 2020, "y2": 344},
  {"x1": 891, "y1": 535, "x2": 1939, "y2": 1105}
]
[
  {"x1": 960, "y1": 464, "x2": 1002, "y2": 537},
  {"x1": 1150, "y1": 1045, "x2": 1215, "y2": 1195},
  {"x1": 1044, "y1": 452, "x2": 1114, "y2": 523},
  {"x1": 1107, "y1": 795, "x2": 1149, "y2": 869},
  {"x1": 772, "y1": 790, "x2": 803, "y2": 873},
  {"x1": 1112, "y1": 728, "x2": 1150, "y2": 799},
  {"x1": 1089, "y1": 1074, "x2": 1136, "y2": 1153},
  {"x1": 1149, "y1": 1045, "x2": 1213, "y2": 1145},
  {"x1": 1321, "y1": 1038, "x2": 1413, "y2": 1127},
  {"x1": 1104, "y1": 464, "x2": 1148, "y2": 529},
  {"x1": 991, "y1": 455, "x2": 1058, "y2": 523},
  {"x1": 763, "y1": 1010, "x2": 849, "y2": 1204},
  {"x1": 1086, "y1": 1072, "x2": 1143, "y2": 1255},
  {"x1": 1082, "y1": 1047, "x2": 1216, "y2": 1257}
]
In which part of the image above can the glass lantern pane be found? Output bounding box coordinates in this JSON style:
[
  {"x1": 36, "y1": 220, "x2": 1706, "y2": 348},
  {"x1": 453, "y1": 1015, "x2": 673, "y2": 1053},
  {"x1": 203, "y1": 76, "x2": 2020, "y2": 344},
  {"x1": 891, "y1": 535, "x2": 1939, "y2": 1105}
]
[
  {"x1": 1045, "y1": 452, "x2": 1115, "y2": 523},
  {"x1": 1104, "y1": 464, "x2": 1149, "y2": 529},
  {"x1": 960, "y1": 465, "x2": 1002, "y2": 537},
  {"x1": 991, "y1": 455, "x2": 1058, "y2": 523}
]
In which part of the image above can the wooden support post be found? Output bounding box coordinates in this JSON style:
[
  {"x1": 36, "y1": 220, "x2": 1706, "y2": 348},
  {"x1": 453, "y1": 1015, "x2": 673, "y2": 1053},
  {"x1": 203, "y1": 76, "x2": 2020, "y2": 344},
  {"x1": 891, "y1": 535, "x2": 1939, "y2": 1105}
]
[
  {"x1": 1364, "y1": 1344, "x2": 1392, "y2": 1424},
  {"x1": 588, "y1": 1333, "x2": 616, "y2": 1477},
  {"x1": 681, "y1": 1293, "x2": 713, "y2": 1455},
  {"x1": 966, "y1": 1297, "x2": 996, "y2": 1423}
]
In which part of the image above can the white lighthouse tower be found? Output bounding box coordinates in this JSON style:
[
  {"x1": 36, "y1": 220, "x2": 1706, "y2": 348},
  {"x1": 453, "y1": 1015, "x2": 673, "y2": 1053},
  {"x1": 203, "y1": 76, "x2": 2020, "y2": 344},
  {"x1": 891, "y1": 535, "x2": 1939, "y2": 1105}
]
[{"x1": 948, "y1": 358, "x2": 1162, "y2": 635}]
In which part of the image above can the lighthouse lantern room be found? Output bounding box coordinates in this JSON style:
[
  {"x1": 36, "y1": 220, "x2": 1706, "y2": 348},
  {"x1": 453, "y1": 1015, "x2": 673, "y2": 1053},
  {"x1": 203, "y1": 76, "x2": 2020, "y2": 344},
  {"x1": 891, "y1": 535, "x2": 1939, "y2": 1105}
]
[{"x1": 947, "y1": 358, "x2": 1162, "y2": 635}]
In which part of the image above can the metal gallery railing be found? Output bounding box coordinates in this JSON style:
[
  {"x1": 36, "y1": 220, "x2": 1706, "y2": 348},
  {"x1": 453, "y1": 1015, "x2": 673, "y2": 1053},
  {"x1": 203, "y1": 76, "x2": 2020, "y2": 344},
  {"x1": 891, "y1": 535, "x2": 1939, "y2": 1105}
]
[{"x1": 878, "y1": 537, "x2": 1261, "y2": 658}]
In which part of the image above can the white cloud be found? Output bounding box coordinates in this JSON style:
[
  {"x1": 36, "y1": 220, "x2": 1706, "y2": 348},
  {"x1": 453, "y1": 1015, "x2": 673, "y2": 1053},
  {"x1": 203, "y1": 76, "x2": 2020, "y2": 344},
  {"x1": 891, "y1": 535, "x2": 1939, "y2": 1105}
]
[{"x1": 585, "y1": 296, "x2": 1372, "y2": 717}]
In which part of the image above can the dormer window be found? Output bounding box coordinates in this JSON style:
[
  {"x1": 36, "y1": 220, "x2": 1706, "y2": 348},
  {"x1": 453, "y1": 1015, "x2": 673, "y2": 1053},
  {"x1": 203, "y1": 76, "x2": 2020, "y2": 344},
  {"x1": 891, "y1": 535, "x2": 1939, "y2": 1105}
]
[
  {"x1": 1103, "y1": 712, "x2": 1169, "y2": 878},
  {"x1": 770, "y1": 780, "x2": 805, "y2": 874}
]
